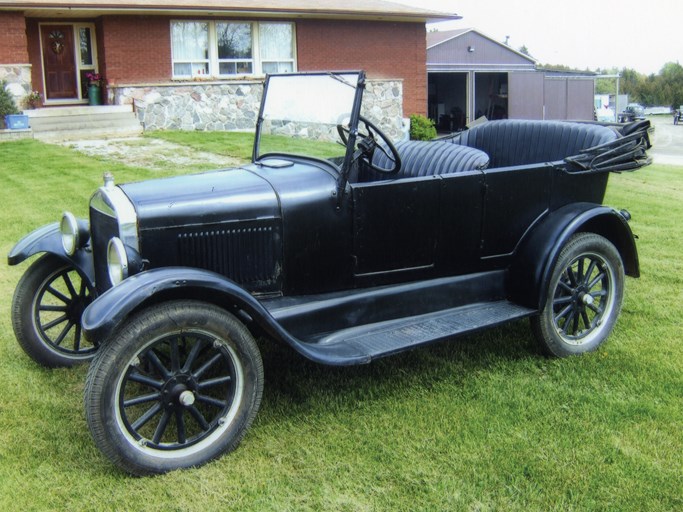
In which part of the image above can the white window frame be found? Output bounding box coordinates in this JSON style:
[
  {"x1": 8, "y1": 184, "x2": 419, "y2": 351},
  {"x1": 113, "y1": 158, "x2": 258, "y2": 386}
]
[
  {"x1": 170, "y1": 21, "x2": 210, "y2": 79},
  {"x1": 215, "y1": 21, "x2": 255, "y2": 77},
  {"x1": 171, "y1": 20, "x2": 297, "y2": 79}
]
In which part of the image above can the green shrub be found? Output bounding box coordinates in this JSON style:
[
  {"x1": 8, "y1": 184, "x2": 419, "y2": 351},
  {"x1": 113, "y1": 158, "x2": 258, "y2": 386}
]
[
  {"x1": 0, "y1": 80, "x2": 20, "y2": 127},
  {"x1": 409, "y1": 114, "x2": 437, "y2": 141}
]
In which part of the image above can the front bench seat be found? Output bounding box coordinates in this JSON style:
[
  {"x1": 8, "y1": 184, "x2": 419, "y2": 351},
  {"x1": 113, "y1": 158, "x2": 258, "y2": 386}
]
[
  {"x1": 447, "y1": 120, "x2": 619, "y2": 168},
  {"x1": 364, "y1": 140, "x2": 489, "y2": 182}
]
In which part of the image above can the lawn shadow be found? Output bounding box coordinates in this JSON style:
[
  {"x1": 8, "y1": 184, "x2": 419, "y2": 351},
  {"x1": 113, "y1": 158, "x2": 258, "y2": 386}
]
[{"x1": 257, "y1": 318, "x2": 539, "y2": 423}]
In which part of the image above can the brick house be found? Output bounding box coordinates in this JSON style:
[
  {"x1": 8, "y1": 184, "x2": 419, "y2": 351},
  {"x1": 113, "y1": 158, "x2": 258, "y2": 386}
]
[{"x1": 0, "y1": 0, "x2": 456, "y2": 132}]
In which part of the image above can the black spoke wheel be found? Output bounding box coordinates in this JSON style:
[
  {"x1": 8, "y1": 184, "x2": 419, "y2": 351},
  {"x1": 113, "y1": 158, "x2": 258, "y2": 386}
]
[
  {"x1": 532, "y1": 233, "x2": 624, "y2": 357},
  {"x1": 12, "y1": 254, "x2": 96, "y2": 367},
  {"x1": 85, "y1": 300, "x2": 263, "y2": 475}
]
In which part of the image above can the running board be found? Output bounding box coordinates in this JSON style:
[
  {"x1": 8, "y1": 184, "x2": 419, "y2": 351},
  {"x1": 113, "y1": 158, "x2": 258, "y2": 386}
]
[{"x1": 294, "y1": 301, "x2": 535, "y2": 365}]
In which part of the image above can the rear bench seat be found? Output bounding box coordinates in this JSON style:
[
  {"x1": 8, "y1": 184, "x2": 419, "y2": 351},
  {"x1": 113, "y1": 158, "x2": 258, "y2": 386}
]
[
  {"x1": 365, "y1": 140, "x2": 489, "y2": 182},
  {"x1": 446, "y1": 119, "x2": 619, "y2": 168}
]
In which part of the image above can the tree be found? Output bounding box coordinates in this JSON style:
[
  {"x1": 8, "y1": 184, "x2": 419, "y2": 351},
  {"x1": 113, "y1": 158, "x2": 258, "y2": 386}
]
[{"x1": 518, "y1": 45, "x2": 531, "y2": 56}]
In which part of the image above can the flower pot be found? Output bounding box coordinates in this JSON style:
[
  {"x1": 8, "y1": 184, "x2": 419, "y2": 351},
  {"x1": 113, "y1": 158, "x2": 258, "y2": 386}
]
[{"x1": 88, "y1": 84, "x2": 102, "y2": 106}]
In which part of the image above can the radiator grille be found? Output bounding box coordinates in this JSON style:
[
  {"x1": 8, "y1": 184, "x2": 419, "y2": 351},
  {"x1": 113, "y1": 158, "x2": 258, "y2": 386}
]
[
  {"x1": 89, "y1": 206, "x2": 119, "y2": 293},
  {"x1": 178, "y1": 226, "x2": 279, "y2": 286}
]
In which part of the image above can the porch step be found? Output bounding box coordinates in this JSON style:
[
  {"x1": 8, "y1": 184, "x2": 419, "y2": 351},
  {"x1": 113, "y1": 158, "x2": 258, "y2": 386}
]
[
  {"x1": 25, "y1": 105, "x2": 143, "y2": 141},
  {"x1": 297, "y1": 301, "x2": 536, "y2": 365}
]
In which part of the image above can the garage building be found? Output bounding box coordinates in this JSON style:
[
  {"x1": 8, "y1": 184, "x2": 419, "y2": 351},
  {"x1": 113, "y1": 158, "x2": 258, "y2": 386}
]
[{"x1": 427, "y1": 28, "x2": 595, "y2": 131}]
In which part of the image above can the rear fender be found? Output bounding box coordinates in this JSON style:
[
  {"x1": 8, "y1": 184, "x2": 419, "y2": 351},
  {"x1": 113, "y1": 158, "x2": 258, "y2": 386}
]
[
  {"x1": 7, "y1": 222, "x2": 95, "y2": 284},
  {"x1": 509, "y1": 203, "x2": 639, "y2": 309}
]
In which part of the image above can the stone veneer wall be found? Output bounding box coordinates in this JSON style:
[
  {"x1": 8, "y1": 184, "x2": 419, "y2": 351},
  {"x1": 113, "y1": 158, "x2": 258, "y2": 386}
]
[
  {"x1": 0, "y1": 64, "x2": 32, "y2": 110},
  {"x1": 111, "y1": 78, "x2": 405, "y2": 140}
]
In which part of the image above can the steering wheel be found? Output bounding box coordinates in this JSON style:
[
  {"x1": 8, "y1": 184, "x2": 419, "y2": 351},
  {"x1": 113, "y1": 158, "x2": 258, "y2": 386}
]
[{"x1": 337, "y1": 115, "x2": 401, "y2": 175}]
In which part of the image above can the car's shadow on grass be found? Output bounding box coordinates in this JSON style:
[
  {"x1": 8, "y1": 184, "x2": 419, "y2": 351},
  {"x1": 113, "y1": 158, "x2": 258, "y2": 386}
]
[{"x1": 256, "y1": 319, "x2": 540, "y2": 421}]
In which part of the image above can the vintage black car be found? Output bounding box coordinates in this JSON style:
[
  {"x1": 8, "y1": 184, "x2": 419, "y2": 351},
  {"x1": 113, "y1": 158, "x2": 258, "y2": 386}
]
[{"x1": 8, "y1": 71, "x2": 652, "y2": 475}]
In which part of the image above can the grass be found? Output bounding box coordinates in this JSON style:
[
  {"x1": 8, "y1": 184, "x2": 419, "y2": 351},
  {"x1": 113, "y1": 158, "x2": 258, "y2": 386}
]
[
  {"x1": 148, "y1": 130, "x2": 345, "y2": 160},
  {"x1": 0, "y1": 137, "x2": 681, "y2": 511}
]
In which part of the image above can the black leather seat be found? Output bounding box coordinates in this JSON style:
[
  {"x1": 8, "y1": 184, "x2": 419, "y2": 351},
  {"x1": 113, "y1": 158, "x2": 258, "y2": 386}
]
[
  {"x1": 365, "y1": 140, "x2": 489, "y2": 182},
  {"x1": 447, "y1": 120, "x2": 619, "y2": 168}
]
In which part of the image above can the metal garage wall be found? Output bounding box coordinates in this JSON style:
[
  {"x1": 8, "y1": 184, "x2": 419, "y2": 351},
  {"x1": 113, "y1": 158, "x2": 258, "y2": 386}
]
[
  {"x1": 544, "y1": 77, "x2": 594, "y2": 121},
  {"x1": 508, "y1": 72, "x2": 544, "y2": 119},
  {"x1": 566, "y1": 79, "x2": 594, "y2": 120},
  {"x1": 544, "y1": 79, "x2": 567, "y2": 119}
]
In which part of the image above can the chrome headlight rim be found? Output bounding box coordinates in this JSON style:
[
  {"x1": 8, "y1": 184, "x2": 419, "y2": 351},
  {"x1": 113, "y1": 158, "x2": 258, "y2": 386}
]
[
  {"x1": 60, "y1": 211, "x2": 89, "y2": 256},
  {"x1": 107, "y1": 237, "x2": 129, "y2": 287}
]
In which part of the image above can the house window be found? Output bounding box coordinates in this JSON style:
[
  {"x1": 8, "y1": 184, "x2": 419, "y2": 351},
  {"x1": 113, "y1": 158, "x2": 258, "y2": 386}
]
[
  {"x1": 260, "y1": 23, "x2": 295, "y2": 74},
  {"x1": 171, "y1": 21, "x2": 210, "y2": 77},
  {"x1": 171, "y1": 21, "x2": 296, "y2": 78},
  {"x1": 216, "y1": 22, "x2": 253, "y2": 76},
  {"x1": 79, "y1": 27, "x2": 93, "y2": 66}
]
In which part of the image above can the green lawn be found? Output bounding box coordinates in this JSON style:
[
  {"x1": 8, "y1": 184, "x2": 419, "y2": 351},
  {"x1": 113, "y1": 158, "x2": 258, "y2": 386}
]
[{"x1": 0, "y1": 138, "x2": 681, "y2": 511}]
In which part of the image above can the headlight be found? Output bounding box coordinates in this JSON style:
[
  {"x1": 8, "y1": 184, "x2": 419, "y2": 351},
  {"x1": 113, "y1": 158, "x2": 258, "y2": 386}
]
[
  {"x1": 107, "y1": 237, "x2": 129, "y2": 286},
  {"x1": 107, "y1": 237, "x2": 144, "y2": 287},
  {"x1": 60, "y1": 211, "x2": 89, "y2": 256}
]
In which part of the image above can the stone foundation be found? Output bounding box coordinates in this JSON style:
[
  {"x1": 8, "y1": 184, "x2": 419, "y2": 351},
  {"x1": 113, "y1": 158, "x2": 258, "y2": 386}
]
[
  {"x1": 0, "y1": 64, "x2": 32, "y2": 110},
  {"x1": 111, "y1": 78, "x2": 404, "y2": 140}
]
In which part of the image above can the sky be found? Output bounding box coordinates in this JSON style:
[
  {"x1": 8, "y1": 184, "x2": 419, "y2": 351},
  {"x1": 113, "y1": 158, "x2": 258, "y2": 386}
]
[{"x1": 394, "y1": 0, "x2": 681, "y2": 75}]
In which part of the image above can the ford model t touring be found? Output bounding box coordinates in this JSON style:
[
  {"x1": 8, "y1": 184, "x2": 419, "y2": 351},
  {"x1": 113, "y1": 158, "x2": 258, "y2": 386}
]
[{"x1": 9, "y1": 71, "x2": 651, "y2": 475}]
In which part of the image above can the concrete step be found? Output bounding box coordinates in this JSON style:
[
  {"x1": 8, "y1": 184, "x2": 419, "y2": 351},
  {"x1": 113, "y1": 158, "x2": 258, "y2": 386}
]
[
  {"x1": 24, "y1": 105, "x2": 142, "y2": 141},
  {"x1": 30, "y1": 115, "x2": 141, "y2": 132},
  {"x1": 29, "y1": 111, "x2": 137, "y2": 126},
  {"x1": 33, "y1": 125, "x2": 143, "y2": 142}
]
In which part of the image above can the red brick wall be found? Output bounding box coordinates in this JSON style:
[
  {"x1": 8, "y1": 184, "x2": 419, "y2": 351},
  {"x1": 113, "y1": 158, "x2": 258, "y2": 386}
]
[
  {"x1": 99, "y1": 16, "x2": 171, "y2": 84},
  {"x1": 0, "y1": 12, "x2": 29, "y2": 63},
  {"x1": 296, "y1": 20, "x2": 427, "y2": 116}
]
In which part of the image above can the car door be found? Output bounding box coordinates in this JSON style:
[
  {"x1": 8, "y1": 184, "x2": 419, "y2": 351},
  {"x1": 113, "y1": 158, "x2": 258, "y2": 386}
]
[{"x1": 351, "y1": 177, "x2": 440, "y2": 281}]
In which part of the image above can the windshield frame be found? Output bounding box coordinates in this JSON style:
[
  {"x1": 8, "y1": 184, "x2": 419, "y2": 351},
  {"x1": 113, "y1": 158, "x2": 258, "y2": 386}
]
[{"x1": 252, "y1": 70, "x2": 366, "y2": 180}]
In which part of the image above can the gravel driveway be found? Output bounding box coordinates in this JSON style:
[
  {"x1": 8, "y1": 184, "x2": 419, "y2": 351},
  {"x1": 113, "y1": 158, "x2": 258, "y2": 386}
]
[{"x1": 62, "y1": 137, "x2": 244, "y2": 172}]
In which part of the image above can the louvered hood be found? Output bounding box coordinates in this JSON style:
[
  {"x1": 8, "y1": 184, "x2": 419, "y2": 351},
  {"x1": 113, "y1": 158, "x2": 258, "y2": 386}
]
[{"x1": 119, "y1": 168, "x2": 283, "y2": 294}]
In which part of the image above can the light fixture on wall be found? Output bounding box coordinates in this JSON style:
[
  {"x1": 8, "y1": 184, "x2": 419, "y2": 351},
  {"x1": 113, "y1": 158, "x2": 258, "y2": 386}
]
[{"x1": 467, "y1": 46, "x2": 475, "y2": 53}]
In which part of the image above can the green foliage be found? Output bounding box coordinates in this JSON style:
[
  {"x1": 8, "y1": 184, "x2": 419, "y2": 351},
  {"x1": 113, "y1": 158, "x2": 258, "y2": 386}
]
[
  {"x1": 0, "y1": 80, "x2": 20, "y2": 121},
  {"x1": 409, "y1": 114, "x2": 436, "y2": 140},
  {"x1": 0, "y1": 136, "x2": 681, "y2": 510},
  {"x1": 595, "y1": 63, "x2": 683, "y2": 108}
]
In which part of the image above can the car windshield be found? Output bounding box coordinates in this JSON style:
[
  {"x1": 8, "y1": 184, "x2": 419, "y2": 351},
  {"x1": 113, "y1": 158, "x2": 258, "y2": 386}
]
[{"x1": 253, "y1": 72, "x2": 362, "y2": 165}]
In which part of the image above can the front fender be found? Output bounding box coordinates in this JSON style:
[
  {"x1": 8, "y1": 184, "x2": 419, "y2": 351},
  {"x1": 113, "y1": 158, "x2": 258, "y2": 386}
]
[
  {"x1": 81, "y1": 267, "x2": 374, "y2": 366},
  {"x1": 81, "y1": 267, "x2": 273, "y2": 341},
  {"x1": 7, "y1": 222, "x2": 95, "y2": 284},
  {"x1": 509, "y1": 203, "x2": 639, "y2": 309}
]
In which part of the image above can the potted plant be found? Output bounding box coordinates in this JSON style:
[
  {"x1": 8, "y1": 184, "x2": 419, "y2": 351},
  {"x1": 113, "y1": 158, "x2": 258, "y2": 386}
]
[
  {"x1": 24, "y1": 90, "x2": 42, "y2": 110},
  {"x1": 85, "y1": 72, "x2": 104, "y2": 106},
  {"x1": 0, "y1": 80, "x2": 26, "y2": 129}
]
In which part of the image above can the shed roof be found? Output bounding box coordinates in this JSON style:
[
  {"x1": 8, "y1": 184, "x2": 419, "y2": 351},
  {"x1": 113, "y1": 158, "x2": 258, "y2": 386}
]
[
  {"x1": 427, "y1": 28, "x2": 536, "y2": 65},
  {"x1": 0, "y1": 0, "x2": 460, "y2": 21}
]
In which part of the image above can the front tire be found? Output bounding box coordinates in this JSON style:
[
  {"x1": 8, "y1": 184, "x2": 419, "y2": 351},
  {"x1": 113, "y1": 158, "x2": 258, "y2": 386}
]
[
  {"x1": 84, "y1": 300, "x2": 263, "y2": 476},
  {"x1": 12, "y1": 254, "x2": 96, "y2": 367},
  {"x1": 531, "y1": 233, "x2": 624, "y2": 357}
]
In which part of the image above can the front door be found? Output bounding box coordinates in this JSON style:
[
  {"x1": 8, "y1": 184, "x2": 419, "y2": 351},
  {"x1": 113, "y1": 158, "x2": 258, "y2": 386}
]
[
  {"x1": 351, "y1": 178, "x2": 440, "y2": 278},
  {"x1": 41, "y1": 25, "x2": 78, "y2": 100}
]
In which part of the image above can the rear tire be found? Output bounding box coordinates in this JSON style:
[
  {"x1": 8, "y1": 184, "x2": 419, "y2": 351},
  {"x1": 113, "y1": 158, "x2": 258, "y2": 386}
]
[
  {"x1": 12, "y1": 254, "x2": 96, "y2": 367},
  {"x1": 531, "y1": 233, "x2": 624, "y2": 357},
  {"x1": 84, "y1": 300, "x2": 263, "y2": 475}
]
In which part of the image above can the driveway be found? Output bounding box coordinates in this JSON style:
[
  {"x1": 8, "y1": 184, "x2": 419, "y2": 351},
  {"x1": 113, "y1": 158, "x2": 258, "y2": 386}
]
[
  {"x1": 648, "y1": 114, "x2": 683, "y2": 166},
  {"x1": 62, "y1": 137, "x2": 244, "y2": 172}
]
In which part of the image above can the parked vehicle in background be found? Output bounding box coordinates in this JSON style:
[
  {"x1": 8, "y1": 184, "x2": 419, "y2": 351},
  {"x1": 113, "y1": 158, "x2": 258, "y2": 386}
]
[
  {"x1": 619, "y1": 103, "x2": 645, "y2": 123},
  {"x1": 8, "y1": 70, "x2": 652, "y2": 475},
  {"x1": 595, "y1": 105, "x2": 616, "y2": 123},
  {"x1": 674, "y1": 106, "x2": 682, "y2": 125}
]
